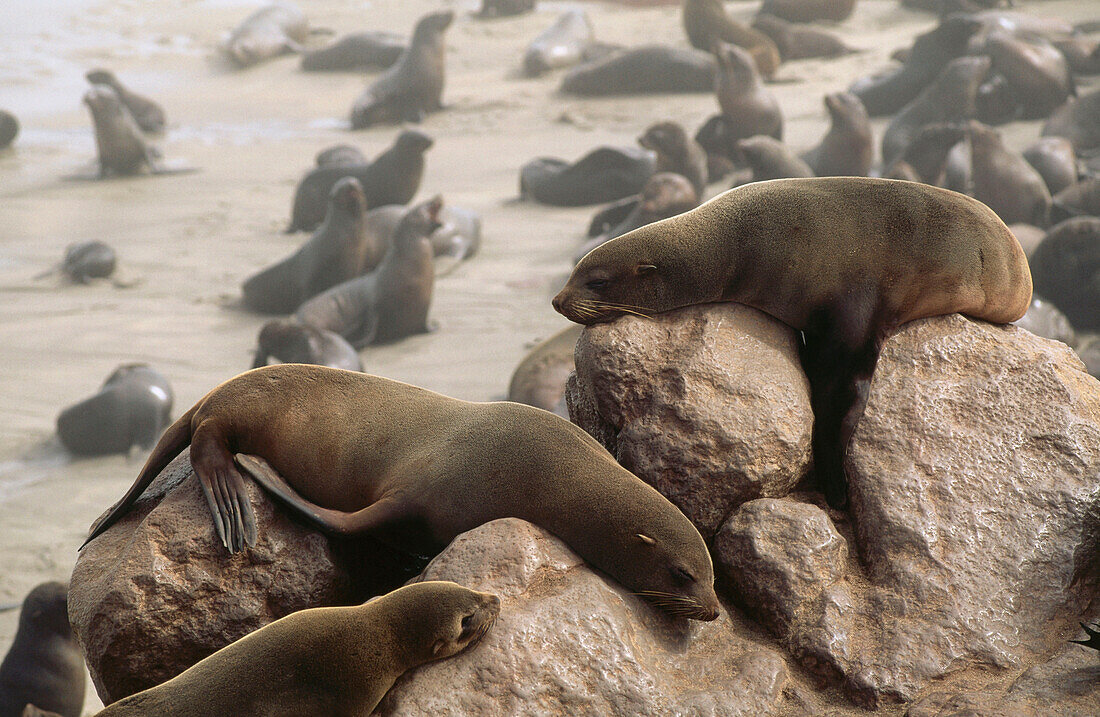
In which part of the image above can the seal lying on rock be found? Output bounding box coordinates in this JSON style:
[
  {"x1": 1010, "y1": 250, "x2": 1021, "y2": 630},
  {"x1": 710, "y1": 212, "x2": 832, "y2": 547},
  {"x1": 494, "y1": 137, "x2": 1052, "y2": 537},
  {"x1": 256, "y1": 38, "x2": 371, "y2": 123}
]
[
  {"x1": 554, "y1": 178, "x2": 1032, "y2": 509},
  {"x1": 91, "y1": 582, "x2": 499, "y2": 716},
  {"x1": 81, "y1": 364, "x2": 721, "y2": 621}
]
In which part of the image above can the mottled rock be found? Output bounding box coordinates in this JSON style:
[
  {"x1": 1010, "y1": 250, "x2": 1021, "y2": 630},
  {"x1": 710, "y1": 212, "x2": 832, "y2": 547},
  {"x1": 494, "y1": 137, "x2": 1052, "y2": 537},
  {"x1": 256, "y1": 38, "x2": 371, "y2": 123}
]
[
  {"x1": 69, "y1": 454, "x2": 410, "y2": 703},
  {"x1": 567, "y1": 303, "x2": 812, "y2": 537},
  {"x1": 379, "y1": 518, "x2": 795, "y2": 716}
]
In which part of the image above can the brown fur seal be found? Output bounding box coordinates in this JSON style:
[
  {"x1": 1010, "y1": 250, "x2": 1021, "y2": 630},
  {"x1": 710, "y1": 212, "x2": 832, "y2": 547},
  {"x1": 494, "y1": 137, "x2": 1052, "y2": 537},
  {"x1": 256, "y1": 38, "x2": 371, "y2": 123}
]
[
  {"x1": 244, "y1": 177, "x2": 377, "y2": 315},
  {"x1": 560, "y1": 46, "x2": 717, "y2": 96},
  {"x1": 638, "y1": 121, "x2": 708, "y2": 196},
  {"x1": 523, "y1": 10, "x2": 594, "y2": 77},
  {"x1": 882, "y1": 122, "x2": 966, "y2": 185},
  {"x1": 286, "y1": 129, "x2": 431, "y2": 233},
  {"x1": 577, "y1": 173, "x2": 699, "y2": 262},
  {"x1": 759, "y1": 0, "x2": 856, "y2": 23},
  {"x1": 735, "y1": 135, "x2": 814, "y2": 183},
  {"x1": 507, "y1": 325, "x2": 583, "y2": 416},
  {"x1": 1051, "y1": 177, "x2": 1100, "y2": 223},
  {"x1": 555, "y1": 177, "x2": 1032, "y2": 509},
  {"x1": 0, "y1": 582, "x2": 84, "y2": 717},
  {"x1": 81, "y1": 363, "x2": 721, "y2": 620},
  {"x1": 351, "y1": 203, "x2": 481, "y2": 262},
  {"x1": 1023, "y1": 137, "x2": 1078, "y2": 196},
  {"x1": 293, "y1": 197, "x2": 441, "y2": 347},
  {"x1": 300, "y1": 31, "x2": 405, "y2": 72},
  {"x1": 252, "y1": 319, "x2": 363, "y2": 372},
  {"x1": 983, "y1": 31, "x2": 1074, "y2": 121},
  {"x1": 751, "y1": 13, "x2": 855, "y2": 61},
  {"x1": 91, "y1": 582, "x2": 499, "y2": 716},
  {"x1": 714, "y1": 43, "x2": 783, "y2": 142},
  {"x1": 800, "y1": 92, "x2": 872, "y2": 177},
  {"x1": 1042, "y1": 88, "x2": 1100, "y2": 155},
  {"x1": 476, "y1": 0, "x2": 536, "y2": 18},
  {"x1": 84, "y1": 69, "x2": 164, "y2": 134},
  {"x1": 56, "y1": 364, "x2": 173, "y2": 457},
  {"x1": 349, "y1": 11, "x2": 452, "y2": 129},
  {"x1": 1029, "y1": 217, "x2": 1100, "y2": 331},
  {"x1": 81, "y1": 86, "x2": 168, "y2": 178},
  {"x1": 221, "y1": 1, "x2": 308, "y2": 68},
  {"x1": 34, "y1": 240, "x2": 117, "y2": 284},
  {"x1": 314, "y1": 143, "x2": 367, "y2": 168},
  {"x1": 682, "y1": 0, "x2": 781, "y2": 79},
  {"x1": 968, "y1": 122, "x2": 1052, "y2": 227},
  {"x1": 520, "y1": 146, "x2": 655, "y2": 207}
]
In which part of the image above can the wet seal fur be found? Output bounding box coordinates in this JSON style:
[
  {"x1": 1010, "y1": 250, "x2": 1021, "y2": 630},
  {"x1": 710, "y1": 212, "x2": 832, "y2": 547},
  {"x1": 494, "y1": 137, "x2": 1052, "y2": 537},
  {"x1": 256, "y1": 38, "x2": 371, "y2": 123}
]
[
  {"x1": 56, "y1": 364, "x2": 173, "y2": 457},
  {"x1": 555, "y1": 177, "x2": 1032, "y2": 509},
  {"x1": 0, "y1": 582, "x2": 84, "y2": 717},
  {"x1": 81, "y1": 364, "x2": 720, "y2": 621},
  {"x1": 91, "y1": 582, "x2": 499, "y2": 716}
]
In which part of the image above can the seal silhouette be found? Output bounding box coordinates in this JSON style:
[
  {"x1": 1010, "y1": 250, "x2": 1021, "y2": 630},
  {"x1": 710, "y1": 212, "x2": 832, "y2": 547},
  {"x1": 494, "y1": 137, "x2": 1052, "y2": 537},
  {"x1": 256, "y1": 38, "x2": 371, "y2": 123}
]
[
  {"x1": 56, "y1": 364, "x2": 173, "y2": 457},
  {"x1": 556, "y1": 178, "x2": 1032, "y2": 508},
  {"x1": 85, "y1": 69, "x2": 165, "y2": 133},
  {"x1": 91, "y1": 582, "x2": 499, "y2": 716},
  {"x1": 81, "y1": 364, "x2": 720, "y2": 621},
  {"x1": 252, "y1": 319, "x2": 363, "y2": 372}
]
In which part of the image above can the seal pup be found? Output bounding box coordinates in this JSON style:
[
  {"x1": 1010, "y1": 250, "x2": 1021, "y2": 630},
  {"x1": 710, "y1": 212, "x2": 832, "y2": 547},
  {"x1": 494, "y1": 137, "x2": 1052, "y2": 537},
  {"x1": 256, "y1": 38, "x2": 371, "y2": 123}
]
[
  {"x1": 300, "y1": 31, "x2": 405, "y2": 72},
  {"x1": 555, "y1": 178, "x2": 1032, "y2": 509},
  {"x1": 82, "y1": 364, "x2": 722, "y2": 621},
  {"x1": 293, "y1": 197, "x2": 442, "y2": 347},
  {"x1": 682, "y1": 0, "x2": 781, "y2": 79},
  {"x1": 982, "y1": 31, "x2": 1075, "y2": 121},
  {"x1": 221, "y1": 1, "x2": 308, "y2": 68},
  {"x1": 759, "y1": 0, "x2": 856, "y2": 23},
  {"x1": 252, "y1": 319, "x2": 363, "y2": 372},
  {"x1": 244, "y1": 177, "x2": 376, "y2": 315},
  {"x1": 349, "y1": 10, "x2": 453, "y2": 129},
  {"x1": 713, "y1": 43, "x2": 783, "y2": 142},
  {"x1": 1042, "y1": 88, "x2": 1100, "y2": 155},
  {"x1": 81, "y1": 86, "x2": 165, "y2": 178},
  {"x1": 560, "y1": 46, "x2": 717, "y2": 96},
  {"x1": 0, "y1": 583, "x2": 83, "y2": 717},
  {"x1": 800, "y1": 92, "x2": 872, "y2": 177},
  {"x1": 286, "y1": 129, "x2": 431, "y2": 233},
  {"x1": 0, "y1": 110, "x2": 17, "y2": 149},
  {"x1": 520, "y1": 146, "x2": 655, "y2": 207},
  {"x1": 967, "y1": 122, "x2": 1052, "y2": 227},
  {"x1": 735, "y1": 136, "x2": 814, "y2": 183},
  {"x1": 1022, "y1": 136, "x2": 1078, "y2": 196},
  {"x1": 523, "y1": 10, "x2": 594, "y2": 77},
  {"x1": 85, "y1": 69, "x2": 164, "y2": 133},
  {"x1": 34, "y1": 241, "x2": 117, "y2": 284},
  {"x1": 638, "y1": 121, "x2": 708, "y2": 196},
  {"x1": 91, "y1": 582, "x2": 499, "y2": 716},
  {"x1": 1029, "y1": 217, "x2": 1100, "y2": 331},
  {"x1": 751, "y1": 14, "x2": 856, "y2": 61},
  {"x1": 577, "y1": 173, "x2": 699, "y2": 261},
  {"x1": 508, "y1": 325, "x2": 583, "y2": 416},
  {"x1": 56, "y1": 364, "x2": 173, "y2": 457}
]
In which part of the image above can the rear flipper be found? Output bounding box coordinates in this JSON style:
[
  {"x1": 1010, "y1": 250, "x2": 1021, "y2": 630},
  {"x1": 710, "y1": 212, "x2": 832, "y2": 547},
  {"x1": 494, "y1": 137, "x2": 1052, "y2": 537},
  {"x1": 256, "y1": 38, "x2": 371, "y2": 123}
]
[
  {"x1": 235, "y1": 453, "x2": 409, "y2": 536},
  {"x1": 190, "y1": 422, "x2": 257, "y2": 552}
]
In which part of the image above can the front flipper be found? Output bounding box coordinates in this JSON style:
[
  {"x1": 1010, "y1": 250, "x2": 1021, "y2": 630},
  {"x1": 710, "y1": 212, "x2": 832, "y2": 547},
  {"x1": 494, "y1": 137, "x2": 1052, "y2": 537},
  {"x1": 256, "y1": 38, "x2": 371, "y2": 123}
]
[{"x1": 235, "y1": 453, "x2": 409, "y2": 536}]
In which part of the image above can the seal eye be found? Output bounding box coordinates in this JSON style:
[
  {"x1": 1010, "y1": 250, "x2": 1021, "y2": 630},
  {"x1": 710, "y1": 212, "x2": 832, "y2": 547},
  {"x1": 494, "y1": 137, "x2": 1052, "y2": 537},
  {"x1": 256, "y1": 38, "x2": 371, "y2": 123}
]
[
  {"x1": 586, "y1": 278, "x2": 609, "y2": 290},
  {"x1": 671, "y1": 567, "x2": 695, "y2": 585}
]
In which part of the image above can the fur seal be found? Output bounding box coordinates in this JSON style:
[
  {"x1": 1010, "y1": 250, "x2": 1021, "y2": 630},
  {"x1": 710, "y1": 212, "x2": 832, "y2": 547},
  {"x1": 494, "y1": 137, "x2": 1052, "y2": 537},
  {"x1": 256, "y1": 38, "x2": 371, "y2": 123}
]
[
  {"x1": 286, "y1": 129, "x2": 431, "y2": 233},
  {"x1": 314, "y1": 143, "x2": 367, "y2": 168},
  {"x1": 982, "y1": 31, "x2": 1074, "y2": 121},
  {"x1": 82, "y1": 363, "x2": 721, "y2": 621},
  {"x1": 300, "y1": 31, "x2": 405, "y2": 72},
  {"x1": 294, "y1": 197, "x2": 442, "y2": 347},
  {"x1": 967, "y1": 122, "x2": 1051, "y2": 227},
  {"x1": 1029, "y1": 217, "x2": 1100, "y2": 331},
  {"x1": 638, "y1": 121, "x2": 708, "y2": 196},
  {"x1": 244, "y1": 177, "x2": 377, "y2": 315},
  {"x1": 81, "y1": 86, "x2": 171, "y2": 178},
  {"x1": 759, "y1": 0, "x2": 856, "y2": 23},
  {"x1": 520, "y1": 146, "x2": 655, "y2": 207},
  {"x1": 476, "y1": 0, "x2": 536, "y2": 18},
  {"x1": 1051, "y1": 177, "x2": 1100, "y2": 223},
  {"x1": 560, "y1": 46, "x2": 716, "y2": 96},
  {"x1": 507, "y1": 325, "x2": 583, "y2": 416},
  {"x1": 682, "y1": 0, "x2": 781, "y2": 79},
  {"x1": 1022, "y1": 136, "x2": 1078, "y2": 196},
  {"x1": 354, "y1": 203, "x2": 481, "y2": 262},
  {"x1": 349, "y1": 11, "x2": 452, "y2": 129},
  {"x1": 37, "y1": 241, "x2": 117, "y2": 284},
  {"x1": 735, "y1": 135, "x2": 814, "y2": 183},
  {"x1": 523, "y1": 10, "x2": 594, "y2": 77},
  {"x1": 555, "y1": 177, "x2": 1032, "y2": 509},
  {"x1": 714, "y1": 43, "x2": 782, "y2": 142},
  {"x1": 56, "y1": 364, "x2": 173, "y2": 457},
  {"x1": 577, "y1": 173, "x2": 699, "y2": 261},
  {"x1": 84, "y1": 69, "x2": 164, "y2": 134},
  {"x1": 0, "y1": 110, "x2": 17, "y2": 150},
  {"x1": 800, "y1": 92, "x2": 872, "y2": 177},
  {"x1": 221, "y1": 1, "x2": 308, "y2": 68},
  {"x1": 751, "y1": 13, "x2": 855, "y2": 61},
  {"x1": 252, "y1": 319, "x2": 363, "y2": 372},
  {"x1": 881, "y1": 122, "x2": 966, "y2": 185},
  {"x1": 0, "y1": 583, "x2": 84, "y2": 717},
  {"x1": 1042, "y1": 88, "x2": 1100, "y2": 155},
  {"x1": 91, "y1": 582, "x2": 499, "y2": 716}
]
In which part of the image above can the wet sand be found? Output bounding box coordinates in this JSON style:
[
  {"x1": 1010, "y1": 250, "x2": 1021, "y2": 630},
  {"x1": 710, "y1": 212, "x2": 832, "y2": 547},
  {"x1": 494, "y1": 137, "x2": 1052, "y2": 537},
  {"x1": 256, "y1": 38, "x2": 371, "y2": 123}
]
[{"x1": 0, "y1": 0, "x2": 1095, "y2": 712}]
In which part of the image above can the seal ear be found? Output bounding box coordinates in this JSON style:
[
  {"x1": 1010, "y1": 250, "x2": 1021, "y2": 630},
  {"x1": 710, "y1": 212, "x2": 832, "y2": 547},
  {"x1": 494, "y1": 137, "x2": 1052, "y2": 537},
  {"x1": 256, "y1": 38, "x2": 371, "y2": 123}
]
[
  {"x1": 636, "y1": 264, "x2": 657, "y2": 276},
  {"x1": 636, "y1": 533, "x2": 656, "y2": 546}
]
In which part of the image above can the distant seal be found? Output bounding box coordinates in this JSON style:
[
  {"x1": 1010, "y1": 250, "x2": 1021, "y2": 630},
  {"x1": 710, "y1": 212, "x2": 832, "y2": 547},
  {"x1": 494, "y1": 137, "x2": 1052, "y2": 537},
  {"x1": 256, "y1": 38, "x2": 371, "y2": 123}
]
[
  {"x1": 520, "y1": 146, "x2": 655, "y2": 207},
  {"x1": 0, "y1": 582, "x2": 84, "y2": 717},
  {"x1": 221, "y1": 1, "x2": 308, "y2": 68},
  {"x1": 507, "y1": 324, "x2": 583, "y2": 416},
  {"x1": 1013, "y1": 297, "x2": 1076, "y2": 346},
  {"x1": 294, "y1": 197, "x2": 442, "y2": 347},
  {"x1": 638, "y1": 121, "x2": 707, "y2": 196},
  {"x1": 82, "y1": 86, "x2": 159, "y2": 177},
  {"x1": 800, "y1": 92, "x2": 872, "y2": 177},
  {"x1": 0, "y1": 110, "x2": 17, "y2": 150},
  {"x1": 983, "y1": 31, "x2": 1074, "y2": 120},
  {"x1": 850, "y1": 15, "x2": 981, "y2": 116},
  {"x1": 523, "y1": 10, "x2": 593, "y2": 77},
  {"x1": 82, "y1": 363, "x2": 721, "y2": 621},
  {"x1": 561, "y1": 46, "x2": 716, "y2": 96},
  {"x1": 314, "y1": 143, "x2": 367, "y2": 168},
  {"x1": 714, "y1": 43, "x2": 783, "y2": 142},
  {"x1": 244, "y1": 177, "x2": 376, "y2": 314},
  {"x1": 881, "y1": 122, "x2": 966, "y2": 185},
  {"x1": 1051, "y1": 178, "x2": 1100, "y2": 224},
  {"x1": 553, "y1": 177, "x2": 1032, "y2": 509},
  {"x1": 1029, "y1": 217, "x2": 1100, "y2": 331},
  {"x1": 56, "y1": 364, "x2": 173, "y2": 457},
  {"x1": 92, "y1": 582, "x2": 499, "y2": 716},
  {"x1": 1022, "y1": 136, "x2": 1078, "y2": 195},
  {"x1": 682, "y1": 0, "x2": 781, "y2": 79},
  {"x1": 577, "y1": 173, "x2": 699, "y2": 261},
  {"x1": 85, "y1": 69, "x2": 165, "y2": 133},
  {"x1": 38, "y1": 240, "x2": 117, "y2": 284},
  {"x1": 751, "y1": 13, "x2": 855, "y2": 61},
  {"x1": 476, "y1": 0, "x2": 536, "y2": 18},
  {"x1": 252, "y1": 319, "x2": 364, "y2": 372},
  {"x1": 735, "y1": 135, "x2": 814, "y2": 183},
  {"x1": 359, "y1": 203, "x2": 482, "y2": 261},
  {"x1": 968, "y1": 122, "x2": 1051, "y2": 227},
  {"x1": 300, "y1": 32, "x2": 405, "y2": 72},
  {"x1": 1054, "y1": 36, "x2": 1100, "y2": 77},
  {"x1": 759, "y1": 0, "x2": 856, "y2": 23},
  {"x1": 349, "y1": 10, "x2": 453, "y2": 129},
  {"x1": 1042, "y1": 88, "x2": 1100, "y2": 155},
  {"x1": 286, "y1": 129, "x2": 431, "y2": 233}
]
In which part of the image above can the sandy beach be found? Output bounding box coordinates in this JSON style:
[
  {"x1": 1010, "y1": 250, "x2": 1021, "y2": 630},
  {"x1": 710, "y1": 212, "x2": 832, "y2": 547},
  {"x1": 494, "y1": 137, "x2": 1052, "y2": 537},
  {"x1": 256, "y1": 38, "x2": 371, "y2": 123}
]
[{"x1": 0, "y1": 0, "x2": 1096, "y2": 712}]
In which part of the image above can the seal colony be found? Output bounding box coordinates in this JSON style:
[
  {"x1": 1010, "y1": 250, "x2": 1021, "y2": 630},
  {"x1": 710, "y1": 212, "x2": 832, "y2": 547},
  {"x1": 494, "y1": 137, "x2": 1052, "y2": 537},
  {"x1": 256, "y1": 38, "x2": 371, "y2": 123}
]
[
  {"x1": 555, "y1": 177, "x2": 1033, "y2": 508},
  {"x1": 82, "y1": 363, "x2": 721, "y2": 622}
]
